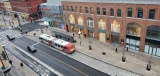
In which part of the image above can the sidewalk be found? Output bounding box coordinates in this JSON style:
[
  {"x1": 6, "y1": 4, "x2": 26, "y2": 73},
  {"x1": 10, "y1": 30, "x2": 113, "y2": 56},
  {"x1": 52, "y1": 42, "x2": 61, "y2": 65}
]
[
  {"x1": 26, "y1": 27, "x2": 160, "y2": 76},
  {"x1": 6, "y1": 50, "x2": 38, "y2": 76}
]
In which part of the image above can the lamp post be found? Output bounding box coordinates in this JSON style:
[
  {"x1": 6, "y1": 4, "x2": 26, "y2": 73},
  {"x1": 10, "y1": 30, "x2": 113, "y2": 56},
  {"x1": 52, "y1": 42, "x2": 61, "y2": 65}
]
[
  {"x1": 122, "y1": 47, "x2": 126, "y2": 62},
  {"x1": 146, "y1": 47, "x2": 154, "y2": 71}
]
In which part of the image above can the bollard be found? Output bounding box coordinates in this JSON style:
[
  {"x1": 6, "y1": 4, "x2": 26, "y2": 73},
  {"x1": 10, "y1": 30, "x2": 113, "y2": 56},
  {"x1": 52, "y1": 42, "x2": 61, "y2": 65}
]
[
  {"x1": 9, "y1": 60, "x2": 12, "y2": 65},
  {"x1": 33, "y1": 33, "x2": 36, "y2": 35},
  {"x1": 89, "y1": 45, "x2": 92, "y2": 50},
  {"x1": 26, "y1": 32, "x2": 27, "y2": 34},
  {"x1": 122, "y1": 56, "x2": 126, "y2": 62},
  {"x1": 102, "y1": 52, "x2": 106, "y2": 55},
  {"x1": 20, "y1": 63, "x2": 23, "y2": 67},
  {"x1": 146, "y1": 64, "x2": 151, "y2": 71}
]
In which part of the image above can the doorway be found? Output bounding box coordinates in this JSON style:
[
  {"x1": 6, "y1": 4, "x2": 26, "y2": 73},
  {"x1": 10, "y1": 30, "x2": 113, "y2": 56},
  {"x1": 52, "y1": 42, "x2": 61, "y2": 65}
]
[
  {"x1": 111, "y1": 35, "x2": 119, "y2": 44},
  {"x1": 66, "y1": 25, "x2": 69, "y2": 32},
  {"x1": 88, "y1": 30, "x2": 94, "y2": 38}
]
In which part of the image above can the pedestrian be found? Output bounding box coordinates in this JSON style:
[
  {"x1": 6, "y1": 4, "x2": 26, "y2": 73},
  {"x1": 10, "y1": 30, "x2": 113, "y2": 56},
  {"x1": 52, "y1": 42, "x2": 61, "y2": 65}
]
[
  {"x1": 73, "y1": 33, "x2": 75, "y2": 37},
  {"x1": 84, "y1": 34, "x2": 86, "y2": 38},
  {"x1": 126, "y1": 47, "x2": 128, "y2": 52},
  {"x1": 80, "y1": 40, "x2": 81, "y2": 46},
  {"x1": 78, "y1": 31, "x2": 81, "y2": 38},
  {"x1": 115, "y1": 48, "x2": 118, "y2": 53},
  {"x1": 29, "y1": 26, "x2": 30, "y2": 29}
]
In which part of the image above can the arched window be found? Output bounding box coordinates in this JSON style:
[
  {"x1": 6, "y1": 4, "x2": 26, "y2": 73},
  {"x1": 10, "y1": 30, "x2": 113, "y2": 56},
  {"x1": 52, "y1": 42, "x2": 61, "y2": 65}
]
[
  {"x1": 137, "y1": 8, "x2": 143, "y2": 18},
  {"x1": 117, "y1": 9, "x2": 121, "y2": 17},
  {"x1": 102, "y1": 8, "x2": 106, "y2": 15},
  {"x1": 146, "y1": 25, "x2": 160, "y2": 40},
  {"x1": 85, "y1": 7, "x2": 88, "y2": 13},
  {"x1": 127, "y1": 8, "x2": 132, "y2": 17},
  {"x1": 97, "y1": 7, "x2": 100, "y2": 15},
  {"x1": 75, "y1": 6, "x2": 78, "y2": 12},
  {"x1": 67, "y1": 6, "x2": 69, "y2": 11},
  {"x1": 148, "y1": 9, "x2": 155, "y2": 19},
  {"x1": 110, "y1": 8, "x2": 114, "y2": 16},
  {"x1": 90, "y1": 7, "x2": 94, "y2": 14},
  {"x1": 127, "y1": 23, "x2": 141, "y2": 37},
  {"x1": 87, "y1": 17, "x2": 94, "y2": 27},
  {"x1": 80, "y1": 6, "x2": 82, "y2": 13},
  {"x1": 71, "y1": 6, "x2": 73, "y2": 12},
  {"x1": 63, "y1": 5, "x2": 65, "y2": 11}
]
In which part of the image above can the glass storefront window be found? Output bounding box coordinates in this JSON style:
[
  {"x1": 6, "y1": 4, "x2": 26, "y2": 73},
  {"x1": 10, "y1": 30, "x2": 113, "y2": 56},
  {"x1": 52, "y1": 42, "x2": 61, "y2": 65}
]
[
  {"x1": 146, "y1": 25, "x2": 160, "y2": 40},
  {"x1": 157, "y1": 48, "x2": 160, "y2": 56},
  {"x1": 111, "y1": 20, "x2": 120, "y2": 33},
  {"x1": 98, "y1": 19, "x2": 106, "y2": 30},
  {"x1": 126, "y1": 38, "x2": 140, "y2": 51},
  {"x1": 78, "y1": 16, "x2": 83, "y2": 25},
  {"x1": 127, "y1": 23, "x2": 141, "y2": 37},
  {"x1": 87, "y1": 17, "x2": 94, "y2": 28},
  {"x1": 69, "y1": 15, "x2": 75, "y2": 24}
]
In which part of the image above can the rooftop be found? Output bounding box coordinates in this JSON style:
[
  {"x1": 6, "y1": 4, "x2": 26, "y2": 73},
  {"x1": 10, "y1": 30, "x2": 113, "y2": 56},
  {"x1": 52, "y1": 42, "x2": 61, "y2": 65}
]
[{"x1": 62, "y1": 0, "x2": 160, "y2": 4}]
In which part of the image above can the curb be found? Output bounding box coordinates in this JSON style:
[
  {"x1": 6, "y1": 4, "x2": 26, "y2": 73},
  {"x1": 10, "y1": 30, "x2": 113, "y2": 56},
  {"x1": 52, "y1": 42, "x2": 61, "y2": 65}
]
[{"x1": 76, "y1": 50, "x2": 143, "y2": 76}]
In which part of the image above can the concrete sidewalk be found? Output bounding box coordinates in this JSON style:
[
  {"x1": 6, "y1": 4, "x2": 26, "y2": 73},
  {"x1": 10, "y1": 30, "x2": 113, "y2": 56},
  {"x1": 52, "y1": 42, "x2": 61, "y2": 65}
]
[
  {"x1": 26, "y1": 27, "x2": 160, "y2": 76},
  {"x1": 6, "y1": 50, "x2": 38, "y2": 76}
]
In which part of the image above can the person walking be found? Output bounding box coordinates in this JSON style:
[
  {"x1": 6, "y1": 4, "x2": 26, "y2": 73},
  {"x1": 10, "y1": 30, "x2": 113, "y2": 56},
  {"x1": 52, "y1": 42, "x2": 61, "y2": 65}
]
[{"x1": 115, "y1": 48, "x2": 118, "y2": 53}]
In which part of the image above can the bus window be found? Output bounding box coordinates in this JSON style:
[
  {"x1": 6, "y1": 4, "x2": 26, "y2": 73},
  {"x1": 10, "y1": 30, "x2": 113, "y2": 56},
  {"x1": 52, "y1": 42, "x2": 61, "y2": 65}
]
[
  {"x1": 59, "y1": 35, "x2": 62, "y2": 39},
  {"x1": 68, "y1": 38, "x2": 70, "y2": 41},
  {"x1": 56, "y1": 35, "x2": 58, "y2": 38},
  {"x1": 58, "y1": 45, "x2": 60, "y2": 47},
  {"x1": 55, "y1": 43, "x2": 57, "y2": 46}
]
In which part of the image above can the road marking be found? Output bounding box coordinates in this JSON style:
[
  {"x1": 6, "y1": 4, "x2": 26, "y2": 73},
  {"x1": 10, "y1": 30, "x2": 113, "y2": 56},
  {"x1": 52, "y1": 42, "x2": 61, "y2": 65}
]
[
  {"x1": 14, "y1": 39, "x2": 64, "y2": 76},
  {"x1": 5, "y1": 43, "x2": 47, "y2": 76},
  {"x1": 18, "y1": 39, "x2": 88, "y2": 76}
]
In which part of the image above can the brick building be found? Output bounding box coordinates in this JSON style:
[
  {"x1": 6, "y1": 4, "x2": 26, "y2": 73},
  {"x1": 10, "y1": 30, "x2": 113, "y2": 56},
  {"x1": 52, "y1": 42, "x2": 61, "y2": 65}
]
[
  {"x1": 9, "y1": 0, "x2": 47, "y2": 20},
  {"x1": 62, "y1": 0, "x2": 160, "y2": 57}
]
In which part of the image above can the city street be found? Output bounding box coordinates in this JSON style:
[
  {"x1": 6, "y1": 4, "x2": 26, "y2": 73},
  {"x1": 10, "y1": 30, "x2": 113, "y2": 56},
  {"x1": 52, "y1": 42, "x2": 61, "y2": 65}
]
[{"x1": 0, "y1": 22, "x2": 110, "y2": 76}]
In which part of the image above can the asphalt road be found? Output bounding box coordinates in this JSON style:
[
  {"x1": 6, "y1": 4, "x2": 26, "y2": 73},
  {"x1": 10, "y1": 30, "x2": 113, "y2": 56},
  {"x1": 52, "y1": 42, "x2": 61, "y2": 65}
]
[
  {"x1": 12, "y1": 36, "x2": 110, "y2": 76},
  {"x1": 13, "y1": 21, "x2": 45, "y2": 34}
]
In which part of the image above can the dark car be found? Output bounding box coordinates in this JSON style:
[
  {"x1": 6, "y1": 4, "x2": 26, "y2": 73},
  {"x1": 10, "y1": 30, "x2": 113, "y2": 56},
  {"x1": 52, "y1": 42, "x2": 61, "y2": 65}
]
[
  {"x1": 6, "y1": 34, "x2": 15, "y2": 40},
  {"x1": 27, "y1": 45, "x2": 37, "y2": 52}
]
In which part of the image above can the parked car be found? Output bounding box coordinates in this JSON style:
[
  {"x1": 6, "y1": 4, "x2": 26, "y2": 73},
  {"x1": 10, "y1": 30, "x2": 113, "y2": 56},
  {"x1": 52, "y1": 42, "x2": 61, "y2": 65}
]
[
  {"x1": 27, "y1": 45, "x2": 37, "y2": 52},
  {"x1": 6, "y1": 34, "x2": 15, "y2": 40}
]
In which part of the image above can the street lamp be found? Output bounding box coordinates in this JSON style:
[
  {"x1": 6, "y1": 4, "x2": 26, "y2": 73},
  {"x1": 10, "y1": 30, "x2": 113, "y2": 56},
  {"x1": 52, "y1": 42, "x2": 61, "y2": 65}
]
[
  {"x1": 122, "y1": 47, "x2": 126, "y2": 62},
  {"x1": 146, "y1": 47, "x2": 154, "y2": 71}
]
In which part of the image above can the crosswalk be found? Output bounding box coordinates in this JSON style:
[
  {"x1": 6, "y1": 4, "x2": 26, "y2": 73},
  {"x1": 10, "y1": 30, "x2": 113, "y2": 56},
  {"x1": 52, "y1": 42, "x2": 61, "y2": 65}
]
[{"x1": 0, "y1": 29, "x2": 23, "y2": 41}]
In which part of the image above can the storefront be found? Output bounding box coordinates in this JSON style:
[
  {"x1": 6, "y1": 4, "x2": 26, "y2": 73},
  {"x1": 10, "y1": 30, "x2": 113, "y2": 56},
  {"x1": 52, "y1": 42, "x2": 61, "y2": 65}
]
[
  {"x1": 87, "y1": 17, "x2": 94, "y2": 38},
  {"x1": 98, "y1": 19, "x2": 106, "y2": 42},
  {"x1": 144, "y1": 25, "x2": 160, "y2": 57},
  {"x1": 126, "y1": 23, "x2": 141, "y2": 51},
  {"x1": 40, "y1": 3, "x2": 64, "y2": 30},
  {"x1": 111, "y1": 20, "x2": 120, "y2": 45}
]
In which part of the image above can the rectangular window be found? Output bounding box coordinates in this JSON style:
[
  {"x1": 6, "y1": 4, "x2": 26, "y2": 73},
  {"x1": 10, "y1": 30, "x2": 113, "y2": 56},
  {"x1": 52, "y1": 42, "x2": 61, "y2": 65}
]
[
  {"x1": 110, "y1": 11, "x2": 114, "y2": 16},
  {"x1": 148, "y1": 9, "x2": 155, "y2": 19},
  {"x1": 127, "y1": 8, "x2": 132, "y2": 17},
  {"x1": 117, "y1": 12, "x2": 121, "y2": 17}
]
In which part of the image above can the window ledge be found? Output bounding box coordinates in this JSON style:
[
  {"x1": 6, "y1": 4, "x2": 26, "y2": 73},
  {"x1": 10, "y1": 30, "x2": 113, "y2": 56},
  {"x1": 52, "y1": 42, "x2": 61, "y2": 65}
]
[
  {"x1": 90, "y1": 14, "x2": 94, "y2": 15},
  {"x1": 135, "y1": 18, "x2": 143, "y2": 19},
  {"x1": 126, "y1": 17, "x2": 132, "y2": 18},
  {"x1": 110, "y1": 16, "x2": 114, "y2": 17},
  {"x1": 80, "y1": 13, "x2": 83, "y2": 14},
  {"x1": 117, "y1": 17, "x2": 121, "y2": 18},
  {"x1": 102, "y1": 15, "x2": 106, "y2": 16}
]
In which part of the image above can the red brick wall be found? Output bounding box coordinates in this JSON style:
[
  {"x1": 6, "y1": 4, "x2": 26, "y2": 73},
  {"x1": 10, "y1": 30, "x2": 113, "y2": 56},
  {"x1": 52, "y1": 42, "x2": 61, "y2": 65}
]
[
  {"x1": 10, "y1": 0, "x2": 44, "y2": 13},
  {"x1": 62, "y1": 1, "x2": 160, "y2": 52}
]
